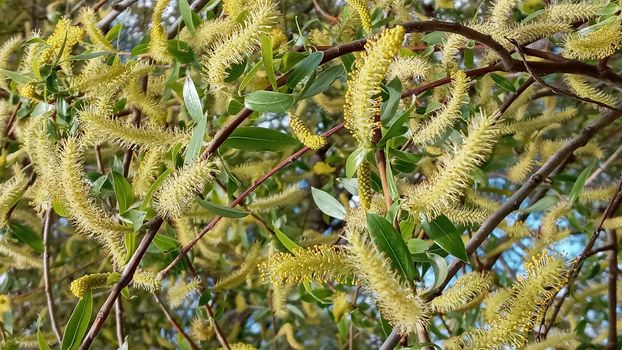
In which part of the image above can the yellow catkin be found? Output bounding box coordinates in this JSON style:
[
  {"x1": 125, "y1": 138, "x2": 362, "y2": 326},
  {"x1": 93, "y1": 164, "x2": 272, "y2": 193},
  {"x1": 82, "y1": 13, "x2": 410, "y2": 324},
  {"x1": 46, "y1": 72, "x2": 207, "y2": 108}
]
[
  {"x1": 524, "y1": 332, "x2": 578, "y2": 350},
  {"x1": 70, "y1": 273, "x2": 111, "y2": 298},
  {"x1": 277, "y1": 323, "x2": 304, "y2": 350},
  {"x1": 345, "y1": 0, "x2": 372, "y2": 32},
  {"x1": 344, "y1": 26, "x2": 404, "y2": 148},
  {"x1": 126, "y1": 78, "x2": 169, "y2": 124},
  {"x1": 332, "y1": 292, "x2": 350, "y2": 320},
  {"x1": 499, "y1": 220, "x2": 533, "y2": 238},
  {"x1": 482, "y1": 288, "x2": 512, "y2": 323},
  {"x1": 205, "y1": 0, "x2": 278, "y2": 90},
  {"x1": 564, "y1": 74, "x2": 617, "y2": 108},
  {"x1": 226, "y1": 343, "x2": 257, "y2": 350},
  {"x1": 412, "y1": 70, "x2": 470, "y2": 145},
  {"x1": 260, "y1": 245, "x2": 354, "y2": 284},
  {"x1": 272, "y1": 282, "x2": 292, "y2": 318},
  {"x1": 230, "y1": 159, "x2": 275, "y2": 181},
  {"x1": 540, "y1": 201, "x2": 571, "y2": 241},
  {"x1": 79, "y1": 8, "x2": 114, "y2": 51},
  {"x1": 345, "y1": 210, "x2": 429, "y2": 334},
  {"x1": 357, "y1": 163, "x2": 372, "y2": 210},
  {"x1": 155, "y1": 159, "x2": 217, "y2": 219},
  {"x1": 0, "y1": 239, "x2": 41, "y2": 269},
  {"x1": 190, "y1": 17, "x2": 237, "y2": 52},
  {"x1": 463, "y1": 188, "x2": 500, "y2": 213},
  {"x1": 247, "y1": 185, "x2": 305, "y2": 212},
  {"x1": 0, "y1": 166, "x2": 29, "y2": 227},
  {"x1": 288, "y1": 114, "x2": 327, "y2": 150},
  {"x1": 132, "y1": 149, "x2": 164, "y2": 197},
  {"x1": 313, "y1": 93, "x2": 344, "y2": 115},
  {"x1": 540, "y1": 1, "x2": 606, "y2": 23},
  {"x1": 603, "y1": 216, "x2": 622, "y2": 230},
  {"x1": 508, "y1": 139, "x2": 540, "y2": 183},
  {"x1": 0, "y1": 35, "x2": 23, "y2": 89},
  {"x1": 563, "y1": 20, "x2": 622, "y2": 60},
  {"x1": 387, "y1": 56, "x2": 430, "y2": 85},
  {"x1": 405, "y1": 110, "x2": 501, "y2": 217},
  {"x1": 22, "y1": 119, "x2": 61, "y2": 208},
  {"x1": 579, "y1": 185, "x2": 618, "y2": 203},
  {"x1": 148, "y1": 0, "x2": 172, "y2": 63},
  {"x1": 443, "y1": 205, "x2": 489, "y2": 226},
  {"x1": 539, "y1": 139, "x2": 603, "y2": 159},
  {"x1": 0, "y1": 295, "x2": 10, "y2": 313},
  {"x1": 431, "y1": 271, "x2": 494, "y2": 313},
  {"x1": 40, "y1": 18, "x2": 85, "y2": 73},
  {"x1": 190, "y1": 317, "x2": 213, "y2": 342},
  {"x1": 214, "y1": 243, "x2": 263, "y2": 290},
  {"x1": 501, "y1": 107, "x2": 577, "y2": 135},
  {"x1": 167, "y1": 277, "x2": 200, "y2": 307}
]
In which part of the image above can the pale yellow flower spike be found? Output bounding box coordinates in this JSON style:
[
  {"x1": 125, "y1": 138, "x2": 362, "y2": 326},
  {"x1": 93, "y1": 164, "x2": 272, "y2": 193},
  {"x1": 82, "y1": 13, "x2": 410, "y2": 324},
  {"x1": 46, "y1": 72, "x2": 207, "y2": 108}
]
[
  {"x1": 357, "y1": 162, "x2": 372, "y2": 210},
  {"x1": 247, "y1": 185, "x2": 305, "y2": 212},
  {"x1": 70, "y1": 272, "x2": 111, "y2": 298},
  {"x1": 0, "y1": 35, "x2": 23, "y2": 89},
  {"x1": 79, "y1": 8, "x2": 114, "y2": 51},
  {"x1": 386, "y1": 56, "x2": 430, "y2": 85},
  {"x1": 0, "y1": 166, "x2": 29, "y2": 227},
  {"x1": 190, "y1": 317, "x2": 213, "y2": 342},
  {"x1": 508, "y1": 139, "x2": 540, "y2": 183},
  {"x1": 155, "y1": 159, "x2": 218, "y2": 219},
  {"x1": 405, "y1": 110, "x2": 501, "y2": 217},
  {"x1": 563, "y1": 20, "x2": 622, "y2": 60},
  {"x1": 344, "y1": 26, "x2": 404, "y2": 149},
  {"x1": 40, "y1": 18, "x2": 85, "y2": 73},
  {"x1": 148, "y1": 0, "x2": 172, "y2": 63},
  {"x1": 524, "y1": 331, "x2": 578, "y2": 350},
  {"x1": 431, "y1": 271, "x2": 493, "y2": 313},
  {"x1": 564, "y1": 74, "x2": 617, "y2": 108},
  {"x1": 412, "y1": 70, "x2": 469, "y2": 145},
  {"x1": 213, "y1": 243, "x2": 263, "y2": 290},
  {"x1": 167, "y1": 277, "x2": 200, "y2": 307},
  {"x1": 345, "y1": 211, "x2": 429, "y2": 334},
  {"x1": 225, "y1": 343, "x2": 257, "y2": 350},
  {"x1": 277, "y1": 323, "x2": 304, "y2": 350},
  {"x1": 260, "y1": 245, "x2": 354, "y2": 284},
  {"x1": 345, "y1": 0, "x2": 372, "y2": 32},
  {"x1": 271, "y1": 282, "x2": 292, "y2": 318},
  {"x1": 0, "y1": 239, "x2": 42, "y2": 269},
  {"x1": 603, "y1": 216, "x2": 622, "y2": 230},
  {"x1": 205, "y1": 0, "x2": 279, "y2": 90},
  {"x1": 289, "y1": 113, "x2": 327, "y2": 150}
]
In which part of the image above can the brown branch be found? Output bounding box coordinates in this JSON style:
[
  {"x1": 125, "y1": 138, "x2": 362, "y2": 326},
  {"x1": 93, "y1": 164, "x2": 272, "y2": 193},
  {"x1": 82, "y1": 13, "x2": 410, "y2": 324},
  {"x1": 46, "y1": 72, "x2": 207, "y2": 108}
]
[
  {"x1": 606, "y1": 228, "x2": 618, "y2": 349},
  {"x1": 97, "y1": 0, "x2": 139, "y2": 29},
  {"x1": 152, "y1": 293, "x2": 201, "y2": 350},
  {"x1": 42, "y1": 208, "x2": 62, "y2": 344},
  {"x1": 313, "y1": 0, "x2": 339, "y2": 24},
  {"x1": 114, "y1": 299, "x2": 124, "y2": 346}
]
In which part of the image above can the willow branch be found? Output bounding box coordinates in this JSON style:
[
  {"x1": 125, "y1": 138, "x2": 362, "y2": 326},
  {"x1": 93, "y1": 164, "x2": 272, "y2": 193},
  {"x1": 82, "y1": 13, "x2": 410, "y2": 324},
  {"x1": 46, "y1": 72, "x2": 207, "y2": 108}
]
[
  {"x1": 42, "y1": 207, "x2": 62, "y2": 344},
  {"x1": 606, "y1": 227, "x2": 618, "y2": 348},
  {"x1": 97, "y1": 0, "x2": 139, "y2": 29},
  {"x1": 152, "y1": 293, "x2": 201, "y2": 350}
]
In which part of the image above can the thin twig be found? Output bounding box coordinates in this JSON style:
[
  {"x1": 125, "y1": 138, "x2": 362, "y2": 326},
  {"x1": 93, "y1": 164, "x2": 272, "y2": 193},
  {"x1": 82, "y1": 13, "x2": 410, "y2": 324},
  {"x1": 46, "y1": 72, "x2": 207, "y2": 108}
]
[
  {"x1": 586, "y1": 143, "x2": 622, "y2": 185},
  {"x1": 606, "y1": 228, "x2": 618, "y2": 349},
  {"x1": 152, "y1": 293, "x2": 201, "y2": 350},
  {"x1": 42, "y1": 208, "x2": 62, "y2": 344},
  {"x1": 97, "y1": 0, "x2": 139, "y2": 29}
]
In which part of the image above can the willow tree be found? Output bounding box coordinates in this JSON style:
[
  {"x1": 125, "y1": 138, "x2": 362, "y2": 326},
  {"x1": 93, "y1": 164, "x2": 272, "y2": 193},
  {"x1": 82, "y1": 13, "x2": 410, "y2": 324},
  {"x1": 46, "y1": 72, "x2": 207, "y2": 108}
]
[{"x1": 0, "y1": 0, "x2": 620, "y2": 349}]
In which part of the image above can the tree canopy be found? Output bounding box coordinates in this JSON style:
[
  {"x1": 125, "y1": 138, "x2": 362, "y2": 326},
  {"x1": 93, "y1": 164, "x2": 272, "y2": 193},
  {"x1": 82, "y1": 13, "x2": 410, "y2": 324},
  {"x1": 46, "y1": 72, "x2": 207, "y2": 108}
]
[{"x1": 0, "y1": 0, "x2": 620, "y2": 349}]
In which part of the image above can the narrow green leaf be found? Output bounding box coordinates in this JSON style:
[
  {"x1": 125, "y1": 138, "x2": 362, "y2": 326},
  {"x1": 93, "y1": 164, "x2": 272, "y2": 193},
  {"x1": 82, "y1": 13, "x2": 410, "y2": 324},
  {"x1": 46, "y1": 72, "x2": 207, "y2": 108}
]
[
  {"x1": 260, "y1": 34, "x2": 278, "y2": 91},
  {"x1": 222, "y1": 126, "x2": 299, "y2": 151},
  {"x1": 178, "y1": 0, "x2": 195, "y2": 32},
  {"x1": 153, "y1": 233, "x2": 179, "y2": 252},
  {"x1": 37, "y1": 327, "x2": 52, "y2": 350},
  {"x1": 141, "y1": 169, "x2": 171, "y2": 211},
  {"x1": 0, "y1": 69, "x2": 34, "y2": 84},
  {"x1": 303, "y1": 281, "x2": 331, "y2": 304},
  {"x1": 421, "y1": 215, "x2": 468, "y2": 262},
  {"x1": 196, "y1": 199, "x2": 249, "y2": 218},
  {"x1": 287, "y1": 51, "x2": 324, "y2": 89},
  {"x1": 238, "y1": 61, "x2": 263, "y2": 94},
  {"x1": 522, "y1": 195, "x2": 558, "y2": 214},
  {"x1": 568, "y1": 162, "x2": 595, "y2": 206},
  {"x1": 380, "y1": 78, "x2": 402, "y2": 122},
  {"x1": 183, "y1": 115, "x2": 207, "y2": 166},
  {"x1": 61, "y1": 290, "x2": 93, "y2": 350},
  {"x1": 110, "y1": 171, "x2": 134, "y2": 214},
  {"x1": 244, "y1": 91, "x2": 296, "y2": 113},
  {"x1": 69, "y1": 51, "x2": 112, "y2": 61},
  {"x1": 490, "y1": 73, "x2": 516, "y2": 92},
  {"x1": 366, "y1": 213, "x2": 416, "y2": 282},
  {"x1": 345, "y1": 147, "x2": 369, "y2": 178},
  {"x1": 274, "y1": 227, "x2": 301, "y2": 253},
  {"x1": 183, "y1": 76, "x2": 203, "y2": 123},
  {"x1": 123, "y1": 231, "x2": 136, "y2": 264},
  {"x1": 52, "y1": 201, "x2": 71, "y2": 217},
  {"x1": 426, "y1": 252, "x2": 448, "y2": 292},
  {"x1": 8, "y1": 221, "x2": 44, "y2": 254},
  {"x1": 311, "y1": 187, "x2": 346, "y2": 220},
  {"x1": 300, "y1": 64, "x2": 345, "y2": 99}
]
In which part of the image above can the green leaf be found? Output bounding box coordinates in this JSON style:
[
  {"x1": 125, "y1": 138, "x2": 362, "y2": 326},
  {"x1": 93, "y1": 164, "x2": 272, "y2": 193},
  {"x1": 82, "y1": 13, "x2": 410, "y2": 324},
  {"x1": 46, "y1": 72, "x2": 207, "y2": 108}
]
[
  {"x1": 300, "y1": 64, "x2": 345, "y2": 99},
  {"x1": 260, "y1": 34, "x2": 278, "y2": 91},
  {"x1": 178, "y1": 0, "x2": 195, "y2": 32},
  {"x1": 421, "y1": 215, "x2": 468, "y2": 262},
  {"x1": 52, "y1": 200, "x2": 71, "y2": 217},
  {"x1": 244, "y1": 91, "x2": 296, "y2": 113},
  {"x1": 123, "y1": 231, "x2": 136, "y2": 264},
  {"x1": 0, "y1": 69, "x2": 34, "y2": 84},
  {"x1": 426, "y1": 252, "x2": 448, "y2": 292},
  {"x1": 124, "y1": 209, "x2": 146, "y2": 232},
  {"x1": 61, "y1": 290, "x2": 93, "y2": 350},
  {"x1": 568, "y1": 162, "x2": 595, "y2": 206},
  {"x1": 380, "y1": 78, "x2": 402, "y2": 122},
  {"x1": 303, "y1": 281, "x2": 331, "y2": 304},
  {"x1": 345, "y1": 147, "x2": 369, "y2": 178},
  {"x1": 37, "y1": 327, "x2": 52, "y2": 350},
  {"x1": 183, "y1": 115, "x2": 207, "y2": 166},
  {"x1": 153, "y1": 233, "x2": 179, "y2": 252},
  {"x1": 422, "y1": 31, "x2": 446, "y2": 45},
  {"x1": 110, "y1": 171, "x2": 134, "y2": 214},
  {"x1": 141, "y1": 169, "x2": 171, "y2": 211},
  {"x1": 274, "y1": 227, "x2": 301, "y2": 253},
  {"x1": 366, "y1": 213, "x2": 416, "y2": 282},
  {"x1": 238, "y1": 61, "x2": 263, "y2": 94},
  {"x1": 196, "y1": 199, "x2": 249, "y2": 218},
  {"x1": 183, "y1": 76, "x2": 203, "y2": 123},
  {"x1": 338, "y1": 178, "x2": 358, "y2": 196},
  {"x1": 69, "y1": 51, "x2": 112, "y2": 61},
  {"x1": 8, "y1": 221, "x2": 44, "y2": 254},
  {"x1": 379, "y1": 107, "x2": 411, "y2": 147},
  {"x1": 287, "y1": 51, "x2": 324, "y2": 89},
  {"x1": 407, "y1": 238, "x2": 429, "y2": 254},
  {"x1": 490, "y1": 73, "x2": 516, "y2": 92},
  {"x1": 522, "y1": 195, "x2": 558, "y2": 214},
  {"x1": 105, "y1": 23, "x2": 123, "y2": 41},
  {"x1": 311, "y1": 187, "x2": 346, "y2": 220},
  {"x1": 222, "y1": 126, "x2": 299, "y2": 151}
]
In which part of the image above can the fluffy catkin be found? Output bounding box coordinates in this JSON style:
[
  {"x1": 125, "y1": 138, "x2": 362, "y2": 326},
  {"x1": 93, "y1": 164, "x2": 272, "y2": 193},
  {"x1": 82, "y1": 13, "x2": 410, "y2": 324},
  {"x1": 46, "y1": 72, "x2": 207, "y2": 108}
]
[
  {"x1": 357, "y1": 163, "x2": 372, "y2": 210},
  {"x1": 204, "y1": 0, "x2": 278, "y2": 90},
  {"x1": 125, "y1": 78, "x2": 169, "y2": 124},
  {"x1": 79, "y1": 8, "x2": 114, "y2": 51},
  {"x1": 412, "y1": 70, "x2": 469, "y2": 145},
  {"x1": 524, "y1": 332, "x2": 578, "y2": 350},
  {"x1": 0, "y1": 35, "x2": 23, "y2": 89},
  {"x1": 260, "y1": 245, "x2": 354, "y2": 284},
  {"x1": 431, "y1": 271, "x2": 493, "y2": 313},
  {"x1": 0, "y1": 239, "x2": 41, "y2": 269},
  {"x1": 405, "y1": 110, "x2": 501, "y2": 217},
  {"x1": 288, "y1": 114, "x2": 327, "y2": 150},
  {"x1": 155, "y1": 159, "x2": 217, "y2": 219},
  {"x1": 344, "y1": 210, "x2": 429, "y2": 334},
  {"x1": 70, "y1": 273, "x2": 111, "y2": 298},
  {"x1": 386, "y1": 56, "x2": 430, "y2": 84},
  {"x1": 167, "y1": 277, "x2": 200, "y2": 307},
  {"x1": 500, "y1": 107, "x2": 577, "y2": 135},
  {"x1": 344, "y1": 26, "x2": 404, "y2": 148},
  {"x1": 0, "y1": 166, "x2": 29, "y2": 227},
  {"x1": 247, "y1": 185, "x2": 305, "y2": 212},
  {"x1": 443, "y1": 205, "x2": 489, "y2": 226},
  {"x1": 213, "y1": 243, "x2": 263, "y2": 290},
  {"x1": 345, "y1": 0, "x2": 372, "y2": 32},
  {"x1": 507, "y1": 139, "x2": 540, "y2": 183},
  {"x1": 564, "y1": 74, "x2": 617, "y2": 108},
  {"x1": 563, "y1": 20, "x2": 622, "y2": 60},
  {"x1": 147, "y1": 0, "x2": 172, "y2": 63}
]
